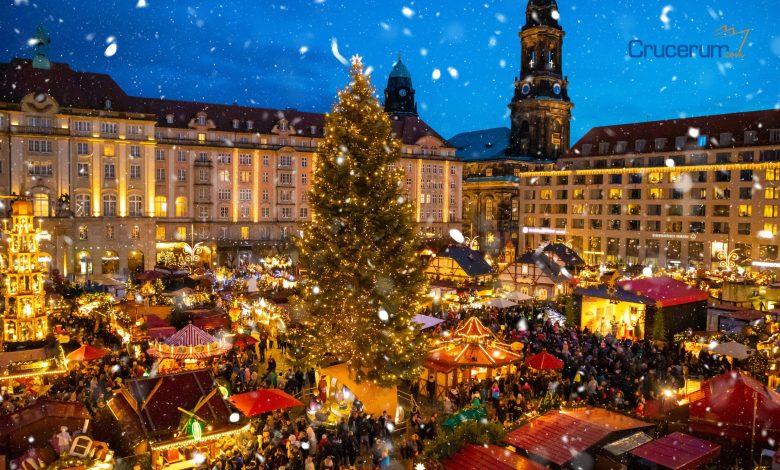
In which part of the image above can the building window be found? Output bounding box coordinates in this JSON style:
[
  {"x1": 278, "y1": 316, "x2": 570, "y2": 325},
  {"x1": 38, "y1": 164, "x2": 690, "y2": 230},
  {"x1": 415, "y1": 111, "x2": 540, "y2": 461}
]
[
  {"x1": 175, "y1": 197, "x2": 187, "y2": 217},
  {"x1": 75, "y1": 194, "x2": 91, "y2": 216},
  {"x1": 485, "y1": 198, "x2": 494, "y2": 221},
  {"x1": 262, "y1": 207, "x2": 270, "y2": 218},
  {"x1": 105, "y1": 225, "x2": 115, "y2": 240},
  {"x1": 239, "y1": 170, "x2": 251, "y2": 183},
  {"x1": 28, "y1": 140, "x2": 52, "y2": 153},
  {"x1": 177, "y1": 169, "x2": 187, "y2": 182},
  {"x1": 197, "y1": 114, "x2": 207, "y2": 125},
  {"x1": 129, "y1": 195, "x2": 143, "y2": 216},
  {"x1": 280, "y1": 155, "x2": 293, "y2": 167},
  {"x1": 130, "y1": 225, "x2": 140, "y2": 239},
  {"x1": 263, "y1": 155, "x2": 269, "y2": 166},
  {"x1": 239, "y1": 154, "x2": 252, "y2": 165},
  {"x1": 240, "y1": 226, "x2": 249, "y2": 240},
  {"x1": 31, "y1": 193, "x2": 49, "y2": 217},
  {"x1": 77, "y1": 163, "x2": 90, "y2": 178},
  {"x1": 155, "y1": 168, "x2": 166, "y2": 182},
  {"x1": 76, "y1": 142, "x2": 90, "y2": 155},
  {"x1": 104, "y1": 163, "x2": 116, "y2": 179},
  {"x1": 129, "y1": 145, "x2": 141, "y2": 158},
  {"x1": 155, "y1": 225, "x2": 165, "y2": 241},
  {"x1": 217, "y1": 153, "x2": 231, "y2": 164},
  {"x1": 280, "y1": 173, "x2": 293, "y2": 185},
  {"x1": 175, "y1": 226, "x2": 187, "y2": 240},
  {"x1": 130, "y1": 164, "x2": 141, "y2": 180},
  {"x1": 199, "y1": 206, "x2": 210, "y2": 219},
  {"x1": 199, "y1": 168, "x2": 210, "y2": 183},
  {"x1": 240, "y1": 206, "x2": 250, "y2": 218},
  {"x1": 302, "y1": 173, "x2": 308, "y2": 185},
  {"x1": 218, "y1": 189, "x2": 231, "y2": 200},
  {"x1": 218, "y1": 170, "x2": 231, "y2": 183},
  {"x1": 239, "y1": 189, "x2": 252, "y2": 201},
  {"x1": 262, "y1": 189, "x2": 269, "y2": 202},
  {"x1": 73, "y1": 121, "x2": 91, "y2": 132},
  {"x1": 155, "y1": 149, "x2": 165, "y2": 161},
  {"x1": 300, "y1": 207, "x2": 308, "y2": 218},
  {"x1": 220, "y1": 206, "x2": 229, "y2": 218},
  {"x1": 280, "y1": 207, "x2": 292, "y2": 219},
  {"x1": 79, "y1": 225, "x2": 88, "y2": 240},
  {"x1": 100, "y1": 122, "x2": 118, "y2": 134},
  {"x1": 103, "y1": 194, "x2": 117, "y2": 216},
  {"x1": 154, "y1": 196, "x2": 167, "y2": 217}
]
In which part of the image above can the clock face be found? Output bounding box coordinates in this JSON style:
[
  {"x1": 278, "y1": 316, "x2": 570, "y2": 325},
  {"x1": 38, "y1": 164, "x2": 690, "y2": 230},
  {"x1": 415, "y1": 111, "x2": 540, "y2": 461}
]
[
  {"x1": 521, "y1": 83, "x2": 531, "y2": 95},
  {"x1": 553, "y1": 83, "x2": 561, "y2": 95},
  {"x1": 399, "y1": 89, "x2": 407, "y2": 97}
]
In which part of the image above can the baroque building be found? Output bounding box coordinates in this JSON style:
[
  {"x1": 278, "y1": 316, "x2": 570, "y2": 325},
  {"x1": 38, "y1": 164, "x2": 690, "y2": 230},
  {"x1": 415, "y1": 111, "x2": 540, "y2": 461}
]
[
  {"x1": 453, "y1": 0, "x2": 570, "y2": 256},
  {"x1": 0, "y1": 34, "x2": 461, "y2": 278}
]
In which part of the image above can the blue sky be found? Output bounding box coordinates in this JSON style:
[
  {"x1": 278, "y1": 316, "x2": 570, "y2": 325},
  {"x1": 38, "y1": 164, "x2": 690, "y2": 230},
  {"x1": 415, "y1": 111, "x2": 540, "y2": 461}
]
[{"x1": 1, "y1": 0, "x2": 778, "y2": 142}]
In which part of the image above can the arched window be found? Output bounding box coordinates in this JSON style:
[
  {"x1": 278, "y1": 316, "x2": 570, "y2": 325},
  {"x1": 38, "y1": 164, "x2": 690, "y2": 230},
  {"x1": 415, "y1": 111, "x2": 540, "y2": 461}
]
[
  {"x1": 32, "y1": 193, "x2": 49, "y2": 217},
  {"x1": 102, "y1": 194, "x2": 117, "y2": 216},
  {"x1": 175, "y1": 197, "x2": 188, "y2": 217},
  {"x1": 128, "y1": 195, "x2": 143, "y2": 217},
  {"x1": 154, "y1": 196, "x2": 167, "y2": 217},
  {"x1": 77, "y1": 251, "x2": 92, "y2": 275},
  {"x1": 485, "y1": 198, "x2": 494, "y2": 221},
  {"x1": 75, "y1": 194, "x2": 91, "y2": 217},
  {"x1": 101, "y1": 250, "x2": 119, "y2": 274}
]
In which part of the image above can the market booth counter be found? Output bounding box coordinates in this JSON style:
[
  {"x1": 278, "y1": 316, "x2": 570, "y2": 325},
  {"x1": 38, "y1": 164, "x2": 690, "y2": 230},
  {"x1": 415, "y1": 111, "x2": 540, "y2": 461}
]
[
  {"x1": 0, "y1": 343, "x2": 67, "y2": 387},
  {"x1": 97, "y1": 369, "x2": 250, "y2": 469}
]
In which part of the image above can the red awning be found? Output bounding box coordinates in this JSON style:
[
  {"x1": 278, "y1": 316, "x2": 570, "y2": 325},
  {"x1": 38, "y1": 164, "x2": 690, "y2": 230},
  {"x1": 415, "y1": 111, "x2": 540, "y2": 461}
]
[
  {"x1": 631, "y1": 432, "x2": 720, "y2": 470},
  {"x1": 229, "y1": 388, "x2": 303, "y2": 416},
  {"x1": 148, "y1": 326, "x2": 177, "y2": 340},
  {"x1": 618, "y1": 277, "x2": 708, "y2": 307},
  {"x1": 443, "y1": 444, "x2": 546, "y2": 470}
]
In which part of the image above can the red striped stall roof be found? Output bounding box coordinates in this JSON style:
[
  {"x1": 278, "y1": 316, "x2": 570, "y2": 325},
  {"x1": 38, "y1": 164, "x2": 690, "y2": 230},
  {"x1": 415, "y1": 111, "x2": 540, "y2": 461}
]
[
  {"x1": 631, "y1": 433, "x2": 720, "y2": 470},
  {"x1": 165, "y1": 323, "x2": 218, "y2": 347},
  {"x1": 618, "y1": 277, "x2": 708, "y2": 307},
  {"x1": 443, "y1": 444, "x2": 547, "y2": 470}
]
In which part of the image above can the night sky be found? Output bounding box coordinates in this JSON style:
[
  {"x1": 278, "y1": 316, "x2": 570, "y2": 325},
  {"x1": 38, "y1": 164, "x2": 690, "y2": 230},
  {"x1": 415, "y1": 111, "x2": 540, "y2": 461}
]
[{"x1": 1, "y1": 0, "x2": 778, "y2": 142}]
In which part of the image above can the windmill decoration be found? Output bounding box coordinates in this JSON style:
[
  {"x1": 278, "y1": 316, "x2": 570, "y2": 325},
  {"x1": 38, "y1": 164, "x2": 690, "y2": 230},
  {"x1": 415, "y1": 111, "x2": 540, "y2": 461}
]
[
  {"x1": 177, "y1": 388, "x2": 217, "y2": 441},
  {"x1": 606, "y1": 271, "x2": 621, "y2": 305}
]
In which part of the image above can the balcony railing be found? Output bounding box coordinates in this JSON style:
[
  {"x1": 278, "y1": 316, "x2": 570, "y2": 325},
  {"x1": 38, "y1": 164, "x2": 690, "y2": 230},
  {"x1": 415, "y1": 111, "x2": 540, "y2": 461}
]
[{"x1": 11, "y1": 125, "x2": 70, "y2": 136}]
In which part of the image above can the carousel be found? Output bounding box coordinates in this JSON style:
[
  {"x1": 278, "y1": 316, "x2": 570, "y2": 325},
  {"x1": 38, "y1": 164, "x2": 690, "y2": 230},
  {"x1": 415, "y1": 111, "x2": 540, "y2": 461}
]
[
  {"x1": 146, "y1": 324, "x2": 230, "y2": 373},
  {"x1": 420, "y1": 316, "x2": 524, "y2": 399}
]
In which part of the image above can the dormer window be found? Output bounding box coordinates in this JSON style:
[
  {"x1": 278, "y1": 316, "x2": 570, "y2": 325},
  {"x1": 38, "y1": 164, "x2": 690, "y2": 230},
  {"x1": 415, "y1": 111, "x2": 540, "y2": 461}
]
[
  {"x1": 634, "y1": 140, "x2": 646, "y2": 152},
  {"x1": 719, "y1": 132, "x2": 733, "y2": 146},
  {"x1": 247, "y1": 120, "x2": 253, "y2": 130},
  {"x1": 197, "y1": 114, "x2": 207, "y2": 126},
  {"x1": 615, "y1": 141, "x2": 627, "y2": 153},
  {"x1": 598, "y1": 142, "x2": 610, "y2": 154},
  {"x1": 654, "y1": 138, "x2": 666, "y2": 150},
  {"x1": 166, "y1": 114, "x2": 174, "y2": 124},
  {"x1": 279, "y1": 119, "x2": 288, "y2": 131},
  {"x1": 310, "y1": 126, "x2": 317, "y2": 135},
  {"x1": 675, "y1": 136, "x2": 686, "y2": 149},
  {"x1": 104, "y1": 99, "x2": 112, "y2": 110},
  {"x1": 233, "y1": 119, "x2": 240, "y2": 129},
  {"x1": 744, "y1": 130, "x2": 757, "y2": 145},
  {"x1": 581, "y1": 144, "x2": 592, "y2": 156}
]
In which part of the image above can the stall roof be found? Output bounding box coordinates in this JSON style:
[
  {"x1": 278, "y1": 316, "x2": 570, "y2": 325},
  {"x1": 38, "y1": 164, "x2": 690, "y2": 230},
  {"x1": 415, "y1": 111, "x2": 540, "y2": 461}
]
[
  {"x1": 577, "y1": 277, "x2": 708, "y2": 308},
  {"x1": 504, "y1": 408, "x2": 651, "y2": 467},
  {"x1": 443, "y1": 444, "x2": 547, "y2": 470},
  {"x1": 631, "y1": 432, "x2": 720, "y2": 470},
  {"x1": 618, "y1": 277, "x2": 708, "y2": 307},
  {"x1": 437, "y1": 245, "x2": 493, "y2": 277}
]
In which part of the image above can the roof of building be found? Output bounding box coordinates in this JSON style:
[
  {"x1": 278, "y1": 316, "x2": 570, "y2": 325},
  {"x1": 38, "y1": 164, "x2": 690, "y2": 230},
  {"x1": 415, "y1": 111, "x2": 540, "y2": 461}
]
[
  {"x1": 542, "y1": 243, "x2": 585, "y2": 266},
  {"x1": 568, "y1": 108, "x2": 780, "y2": 157},
  {"x1": 630, "y1": 432, "x2": 720, "y2": 470},
  {"x1": 449, "y1": 127, "x2": 510, "y2": 161},
  {"x1": 504, "y1": 408, "x2": 651, "y2": 467},
  {"x1": 517, "y1": 249, "x2": 570, "y2": 284},
  {"x1": 618, "y1": 277, "x2": 709, "y2": 307},
  {"x1": 389, "y1": 57, "x2": 411, "y2": 79},
  {"x1": 0, "y1": 58, "x2": 452, "y2": 148},
  {"x1": 443, "y1": 444, "x2": 547, "y2": 470},
  {"x1": 113, "y1": 369, "x2": 240, "y2": 443},
  {"x1": 437, "y1": 245, "x2": 494, "y2": 277}
]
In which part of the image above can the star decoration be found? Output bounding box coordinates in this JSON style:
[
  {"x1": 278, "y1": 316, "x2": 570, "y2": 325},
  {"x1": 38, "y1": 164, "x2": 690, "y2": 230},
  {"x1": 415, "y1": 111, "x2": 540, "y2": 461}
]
[
  {"x1": 415, "y1": 463, "x2": 426, "y2": 470},
  {"x1": 350, "y1": 54, "x2": 363, "y2": 66}
]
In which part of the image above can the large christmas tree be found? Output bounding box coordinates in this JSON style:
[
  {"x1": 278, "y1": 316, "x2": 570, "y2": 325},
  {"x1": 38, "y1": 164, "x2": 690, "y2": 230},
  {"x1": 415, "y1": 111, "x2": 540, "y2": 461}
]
[{"x1": 296, "y1": 56, "x2": 427, "y2": 386}]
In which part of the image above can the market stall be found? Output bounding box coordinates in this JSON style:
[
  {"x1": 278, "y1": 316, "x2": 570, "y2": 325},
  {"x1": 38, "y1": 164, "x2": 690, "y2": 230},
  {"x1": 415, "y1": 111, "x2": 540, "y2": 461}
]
[{"x1": 421, "y1": 316, "x2": 523, "y2": 399}]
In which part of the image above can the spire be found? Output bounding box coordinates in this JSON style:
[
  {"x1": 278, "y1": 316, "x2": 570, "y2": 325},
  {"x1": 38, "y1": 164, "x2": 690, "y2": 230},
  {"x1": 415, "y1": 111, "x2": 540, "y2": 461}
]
[{"x1": 31, "y1": 25, "x2": 51, "y2": 70}]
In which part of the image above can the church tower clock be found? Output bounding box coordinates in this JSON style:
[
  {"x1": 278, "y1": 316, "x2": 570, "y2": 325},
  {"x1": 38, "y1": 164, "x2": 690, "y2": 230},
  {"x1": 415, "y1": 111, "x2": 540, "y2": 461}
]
[
  {"x1": 384, "y1": 54, "x2": 418, "y2": 116},
  {"x1": 508, "y1": 0, "x2": 573, "y2": 159}
]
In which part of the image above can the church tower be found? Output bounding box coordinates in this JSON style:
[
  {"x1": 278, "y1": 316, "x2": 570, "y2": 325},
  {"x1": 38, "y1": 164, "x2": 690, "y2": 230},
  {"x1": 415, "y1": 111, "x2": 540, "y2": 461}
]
[
  {"x1": 507, "y1": 0, "x2": 573, "y2": 159},
  {"x1": 383, "y1": 54, "x2": 418, "y2": 116}
]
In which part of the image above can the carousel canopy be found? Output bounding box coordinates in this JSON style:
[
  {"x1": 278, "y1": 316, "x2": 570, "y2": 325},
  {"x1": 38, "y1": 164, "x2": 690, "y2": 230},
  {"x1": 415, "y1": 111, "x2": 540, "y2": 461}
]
[
  {"x1": 426, "y1": 316, "x2": 523, "y2": 371},
  {"x1": 147, "y1": 323, "x2": 229, "y2": 360},
  {"x1": 166, "y1": 323, "x2": 218, "y2": 347}
]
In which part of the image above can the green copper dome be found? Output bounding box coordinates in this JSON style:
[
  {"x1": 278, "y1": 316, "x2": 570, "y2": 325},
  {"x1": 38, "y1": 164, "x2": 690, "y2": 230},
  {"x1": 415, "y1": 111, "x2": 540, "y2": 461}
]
[{"x1": 389, "y1": 56, "x2": 411, "y2": 79}]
